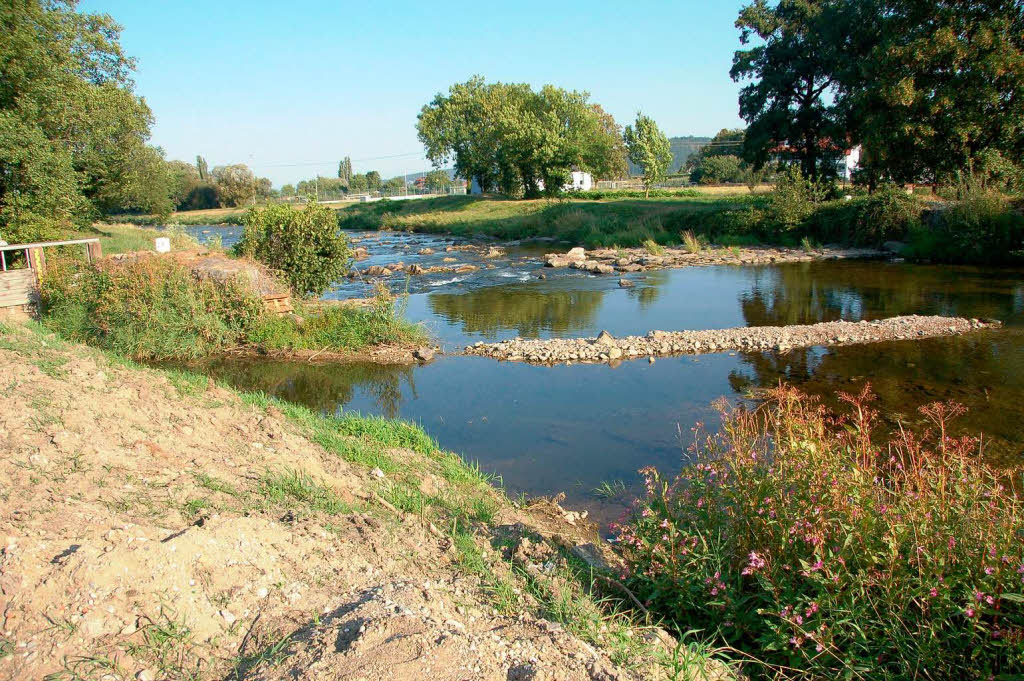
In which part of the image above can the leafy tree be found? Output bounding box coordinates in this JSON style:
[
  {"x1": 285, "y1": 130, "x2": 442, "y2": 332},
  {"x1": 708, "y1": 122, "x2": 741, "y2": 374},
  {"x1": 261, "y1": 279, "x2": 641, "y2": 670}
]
[
  {"x1": 349, "y1": 174, "x2": 369, "y2": 193},
  {"x1": 337, "y1": 156, "x2": 352, "y2": 184},
  {"x1": 280, "y1": 183, "x2": 296, "y2": 196},
  {"x1": 731, "y1": 0, "x2": 847, "y2": 181},
  {"x1": 624, "y1": 113, "x2": 672, "y2": 197},
  {"x1": 179, "y1": 182, "x2": 219, "y2": 210},
  {"x1": 211, "y1": 164, "x2": 257, "y2": 207},
  {"x1": 237, "y1": 200, "x2": 351, "y2": 297},
  {"x1": 691, "y1": 155, "x2": 748, "y2": 184},
  {"x1": 383, "y1": 177, "x2": 405, "y2": 194},
  {"x1": 196, "y1": 155, "x2": 209, "y2": 181},
  {"x1": 846, "y1": 0, "x2": 1024, "y2": 187},
  {"x1": 417, "y1": 77, "x2": 627, "y2": 197},
  {"x1": 167, "y1": 160, "x2": 200, "y2": 208},
  {"x1": 424, "y1": 170, "x2": 452, "y2": 192},
  {"x1": 0, "y1": 0, "x2": 169, "y2": 240},
  {"x1": 365, "y1": 171, "x2": 382, "y2": 191}
]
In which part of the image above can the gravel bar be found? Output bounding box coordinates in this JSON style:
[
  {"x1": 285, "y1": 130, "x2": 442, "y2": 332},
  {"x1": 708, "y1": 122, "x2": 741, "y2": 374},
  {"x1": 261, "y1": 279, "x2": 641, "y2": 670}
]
[{"x1": 464, "y1": 315, "x2": 1000, "y2": 365}]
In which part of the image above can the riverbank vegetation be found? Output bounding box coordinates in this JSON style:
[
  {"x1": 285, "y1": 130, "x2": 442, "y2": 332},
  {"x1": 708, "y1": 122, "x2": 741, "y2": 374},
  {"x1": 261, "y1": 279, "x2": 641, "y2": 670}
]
[
  {"x1": 236, "y1": 201, "x2": 352, "y2": 297},
  {"x1": 617, "y1": 385, "x2": 1024, "y2": 678},
  {"x1": 37, "y1": 257, "x2": 423, "y2": 361},
  {"x1": 336, "y1": 182, "x2": 1024, "y2": 262}
]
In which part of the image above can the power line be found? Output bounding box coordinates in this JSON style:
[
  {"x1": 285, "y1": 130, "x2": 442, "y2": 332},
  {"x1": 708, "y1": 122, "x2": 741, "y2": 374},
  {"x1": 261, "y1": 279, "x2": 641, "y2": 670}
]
[{"x1": 253, "y1": 151, "x2": 426, "y2": 169}]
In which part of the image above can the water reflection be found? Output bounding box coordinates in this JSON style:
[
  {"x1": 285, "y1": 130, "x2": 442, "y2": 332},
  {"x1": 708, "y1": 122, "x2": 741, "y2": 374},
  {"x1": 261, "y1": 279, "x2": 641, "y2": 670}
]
[
  {"x1": 170, "y1": 257, "x2": 1024, "y2": 524},
  {"x1": 199, "y1": 358, "x2": 417, "y2": 418},
  {"x1": 428, "y1": 283, "x2": 607, "y2": 339},
  {"x1": 740, "y1": 262, "x2": 1024, "y2": 327}
]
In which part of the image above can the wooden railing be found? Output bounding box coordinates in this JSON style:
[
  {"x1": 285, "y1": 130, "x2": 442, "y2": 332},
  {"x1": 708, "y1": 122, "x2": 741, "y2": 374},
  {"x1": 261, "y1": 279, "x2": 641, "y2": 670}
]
[{"x1": 0, "y1": 238, "x2": 101, "y2": 308}]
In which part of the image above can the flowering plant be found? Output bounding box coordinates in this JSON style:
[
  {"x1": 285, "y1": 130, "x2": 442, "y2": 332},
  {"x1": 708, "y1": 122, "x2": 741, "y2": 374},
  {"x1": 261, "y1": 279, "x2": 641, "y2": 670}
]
[{"x1": 617, "y1": 385, "x2": 1024, "y2": 678}]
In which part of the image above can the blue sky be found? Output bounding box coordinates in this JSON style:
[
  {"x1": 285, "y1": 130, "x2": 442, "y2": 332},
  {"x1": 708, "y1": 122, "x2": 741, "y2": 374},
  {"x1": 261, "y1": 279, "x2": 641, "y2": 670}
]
[{"x1": 80, "y1": 1, "x2": 750, "y2": 186}]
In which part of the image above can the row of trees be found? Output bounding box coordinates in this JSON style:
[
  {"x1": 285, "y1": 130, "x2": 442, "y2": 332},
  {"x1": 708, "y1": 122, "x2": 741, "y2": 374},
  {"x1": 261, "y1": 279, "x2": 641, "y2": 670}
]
[
  {"x1": 0, "y1": 0, "x2": 171, "y2": 242},
  {"x1": 733, "y1": 0, "x2": 1024, "y2": 187},
  {"x1": 166, "y1": 157, "x2": 273, "y2": 211},
  {"x1": 416, "y1": 77, "x2": 629, "y2": 197},
  {"x1": 0, "y1": 1, "x2": 279, "y2": 240}
]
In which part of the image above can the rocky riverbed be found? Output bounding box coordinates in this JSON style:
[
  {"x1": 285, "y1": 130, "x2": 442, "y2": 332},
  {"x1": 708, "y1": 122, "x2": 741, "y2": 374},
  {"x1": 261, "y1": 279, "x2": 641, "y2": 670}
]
[
  {"x1": 464, "y1": 315, "x2": 1000, "y2": 364},
  {"x1": 543, "y1": 244, "x2": 887, "y2": 273}
]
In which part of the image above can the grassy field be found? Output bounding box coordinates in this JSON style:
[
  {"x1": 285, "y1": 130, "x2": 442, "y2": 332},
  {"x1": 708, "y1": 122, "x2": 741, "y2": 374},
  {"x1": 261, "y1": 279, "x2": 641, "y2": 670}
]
[
  {"x1": 81, "y1": 222, "x2": 199, "y2": 255},
  {"x1": 337, "y1": 192, "x2": 766, "y2": 248}
]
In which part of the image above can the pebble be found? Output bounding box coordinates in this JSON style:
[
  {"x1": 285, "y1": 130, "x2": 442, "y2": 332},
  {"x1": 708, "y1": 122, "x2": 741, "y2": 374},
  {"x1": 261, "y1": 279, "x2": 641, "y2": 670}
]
[{"x1": 464, "y1": 316, "x2": 999, "y2": 365}]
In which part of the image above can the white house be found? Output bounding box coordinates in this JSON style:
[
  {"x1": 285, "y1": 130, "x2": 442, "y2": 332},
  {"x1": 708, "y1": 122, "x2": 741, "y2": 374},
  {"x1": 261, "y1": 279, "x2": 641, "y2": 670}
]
[
  {"x1": 838, "y1": 145, "x2": 861, "y2": 181},
  {"x1": 469, "y1": 171, "x2": 594, "y2": 195},
  {"x1": 565, "y1": 171, "x2": 593, "y2": 192}
]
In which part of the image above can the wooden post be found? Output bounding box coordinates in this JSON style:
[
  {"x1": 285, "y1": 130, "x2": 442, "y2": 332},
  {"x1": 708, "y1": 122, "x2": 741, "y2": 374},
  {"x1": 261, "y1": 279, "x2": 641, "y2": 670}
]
[
  {"x1": 87, "y1": 241, "x2": 102, "y2": 262},
  {"x1": 28, "y1": 247, "x2": 46, "y2": 285}
]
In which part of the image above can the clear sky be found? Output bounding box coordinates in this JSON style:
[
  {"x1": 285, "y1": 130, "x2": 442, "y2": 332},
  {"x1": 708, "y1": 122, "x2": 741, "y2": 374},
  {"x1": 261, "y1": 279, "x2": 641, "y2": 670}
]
[{"x1": 79, "y1": 0, "x2": 750, "y2": 186}]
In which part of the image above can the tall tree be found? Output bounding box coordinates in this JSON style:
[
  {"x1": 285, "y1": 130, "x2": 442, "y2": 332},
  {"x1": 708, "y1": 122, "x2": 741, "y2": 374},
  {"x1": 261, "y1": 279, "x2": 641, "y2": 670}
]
[
  {"x1": 731, "y1": 0, "x2": 847, "y2": 181},
  {"x1": 196, "y1": 155, "x2": 209, "y2": 181},
  {"x1": 624, "y1": 114, "x2": 672, "y2": 198},
  {"x1": 211, "y1": 164, "x2": 257, "y2": 207},
  {"x1": 417, "y1": 77, "x2": 627, "y2": 197},
  {"x1": 0, "y1": 0, "x2": 169, "y2": 239},
  {"x1": 846, "y1": 0, "x2": 1024, "y2": 186},
  {"x1": 365, "y1": 170, "x2": 382, "y2": 191},
  {"x1": 337, "y1": 156, "x2": 352, "y2": 183}
]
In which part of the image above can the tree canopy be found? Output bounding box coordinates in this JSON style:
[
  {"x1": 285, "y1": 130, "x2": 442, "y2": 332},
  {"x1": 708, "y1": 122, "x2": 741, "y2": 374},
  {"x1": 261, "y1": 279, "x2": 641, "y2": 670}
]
[
  {"x1": 0, "y1": 0, "x2": 165, "y2": 240},
  {"x1": 732, "y1": 0, "x2": 1024, "y2": 186},
  {"x1": 624, "y1": 114, "x2": 672, "y2": 197},
  {"x1": 417, "y1": 77, "x2": 628, "y2": 197}
]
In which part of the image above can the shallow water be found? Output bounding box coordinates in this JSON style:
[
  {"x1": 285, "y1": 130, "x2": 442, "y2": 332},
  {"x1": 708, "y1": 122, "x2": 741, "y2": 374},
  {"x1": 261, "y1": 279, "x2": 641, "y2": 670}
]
[{"x1": 181, "y1": 225, "x2": 1024, "y2": 523}]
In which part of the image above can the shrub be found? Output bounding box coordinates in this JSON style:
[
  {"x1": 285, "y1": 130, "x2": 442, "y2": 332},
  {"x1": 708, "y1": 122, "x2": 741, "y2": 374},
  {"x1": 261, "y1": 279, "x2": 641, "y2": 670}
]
[
  {"x1": 904, "y1": 191, "x2": 1024, "y2": 264},
  {"x1": 39, "y1": 257, "x2": 266, "y2": 360},
  {"x1": 236, "y1": 200, "x2": 351, "y2": 297},
  {"x1": 681, "y1": 230, "x2": 702, "y2": 254},
  {"x1": 764, "y1": 168, "x2": 836, "y2": 234},
  {"x1": 247, "y1": 287, "x2": 425, "y2": 352},
  {"x1": 618, "y1": 386, "x2": 1024, "y2": 679},
  {"x1": 643, "y1": 238, "x2": 665, "y2": 255}
]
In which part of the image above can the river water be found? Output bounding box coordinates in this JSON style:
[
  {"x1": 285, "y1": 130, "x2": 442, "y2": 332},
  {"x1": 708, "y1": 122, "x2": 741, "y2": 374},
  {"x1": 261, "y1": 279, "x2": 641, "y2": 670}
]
[{"x1": 183, "y1": 226, "x2": 1024, "y2": 524}]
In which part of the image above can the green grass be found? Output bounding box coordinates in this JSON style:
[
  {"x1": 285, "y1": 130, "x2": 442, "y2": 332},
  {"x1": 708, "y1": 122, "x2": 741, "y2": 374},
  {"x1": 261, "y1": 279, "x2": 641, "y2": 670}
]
[
  {"x1": 257, "y1": 468, "x2": 353, "y2": 515},
  {"x1": 337, "y1": 194, "x2": 762, "y2": 249},
  {"x1": 80, "y1": 222, "x2": 199, "y2": 255},
  {"x1": 248, "y1": 300, "x2": 426, "y2": 354},
  {"x1": 38, "y1": 256, "x2": 425, "y2": 361}
]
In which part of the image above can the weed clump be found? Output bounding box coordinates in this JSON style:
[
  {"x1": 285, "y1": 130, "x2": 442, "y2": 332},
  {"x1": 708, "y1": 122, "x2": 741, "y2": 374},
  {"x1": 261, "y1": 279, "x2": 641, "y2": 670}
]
[{"x1": 618, "y1": 386, "x2": 1024, "y2": 678}]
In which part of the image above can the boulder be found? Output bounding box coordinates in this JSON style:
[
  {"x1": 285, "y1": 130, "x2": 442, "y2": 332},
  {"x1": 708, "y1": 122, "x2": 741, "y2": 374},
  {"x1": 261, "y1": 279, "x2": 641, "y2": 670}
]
[
  {"x1": 566, "y1": 247, "x2": 586, "y2": 261},
  {"x1": 363, "y1": 265, "x2": 392, "y2": 276},
  {"x1": 413, "y1": 347, "x2": 435, "y2": 362},
  {"x1": 594, "y1": 330, "x2": 615, "y2": 346},
  {"x1": 618, "y1": 278, "x2": 634, "y2": 288},
  {"x1": 882, "y1": 240, "x2": 907, "y2": 254}
]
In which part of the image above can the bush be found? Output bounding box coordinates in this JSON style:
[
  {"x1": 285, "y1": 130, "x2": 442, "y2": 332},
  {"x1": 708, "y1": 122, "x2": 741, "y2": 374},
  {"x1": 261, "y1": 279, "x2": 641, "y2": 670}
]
[
  {"x1": 247, "y1": 287, "x2": 425, "y2": 352},
  {"x1": 618, "y1": 386, "x2": 1024, "y2": 679},
  {"x1": 903, "y1": 191, "x2": 1024, "y2": 264},
  {"x1": 805, "y1": 186, "x2": 923, "y2": 245},
  {"x1": 690, "y1": 155, "x2": 747, "y2": 185},
  {"x1": 237, "y1": 200, "x2": 351, "y2": 296},
  {"x1": 39, "y1": 257, "x2": 266, "y2": 360},
  {"x1": 763, "y1": 168, "x2": 836, "y2": 234}
]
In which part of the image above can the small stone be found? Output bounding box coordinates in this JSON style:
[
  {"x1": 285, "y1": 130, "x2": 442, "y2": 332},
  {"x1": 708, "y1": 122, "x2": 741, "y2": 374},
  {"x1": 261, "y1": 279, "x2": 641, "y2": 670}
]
[
  {"x1": 137, "y1": 670, "x2": 156, "y2": 681},
  {"x1": 219, "y1": 610, "x2": 236, "y2": 625},
  {"x1": 413, "y1": 347, "x2": 435, "y2": 362},
  {"x1": 618, "y1": 278, "x2": 634, "y2": 288},
  {"x1": 370, "y1": 468, "x2": 385, "y2": 479}
]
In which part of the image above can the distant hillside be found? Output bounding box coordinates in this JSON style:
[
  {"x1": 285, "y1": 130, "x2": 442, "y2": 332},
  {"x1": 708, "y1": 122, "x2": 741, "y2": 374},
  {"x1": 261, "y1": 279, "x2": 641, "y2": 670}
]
[{"x1": 628, "y1": 135, "x2": 711, "y2": 175}]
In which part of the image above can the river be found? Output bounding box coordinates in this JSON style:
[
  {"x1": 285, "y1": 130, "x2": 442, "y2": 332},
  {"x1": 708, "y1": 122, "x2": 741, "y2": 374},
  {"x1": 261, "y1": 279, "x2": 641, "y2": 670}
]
[{"x1": 181, "y1": 225, "x2": 1024, "y2": 524}]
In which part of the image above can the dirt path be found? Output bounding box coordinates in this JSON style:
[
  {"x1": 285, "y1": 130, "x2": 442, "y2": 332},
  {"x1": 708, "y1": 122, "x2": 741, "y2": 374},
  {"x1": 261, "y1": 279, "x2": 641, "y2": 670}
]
[
  {"x1": 0, "y1": 323, "x2": 688, "y2": 681},
  {"x1": 464, "y1": 315, "x2": 1000, "y2": 364}
]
